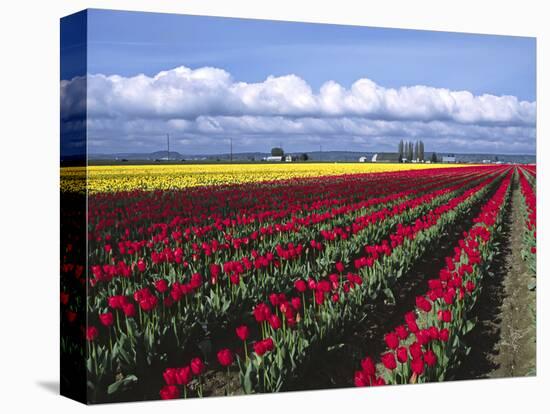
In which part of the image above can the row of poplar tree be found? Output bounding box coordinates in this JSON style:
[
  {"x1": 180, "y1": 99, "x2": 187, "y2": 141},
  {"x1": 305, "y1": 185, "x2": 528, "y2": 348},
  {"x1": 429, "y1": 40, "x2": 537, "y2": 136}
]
[{"x1": 397, "y1": 140, "x2": 435, "y2": 162}]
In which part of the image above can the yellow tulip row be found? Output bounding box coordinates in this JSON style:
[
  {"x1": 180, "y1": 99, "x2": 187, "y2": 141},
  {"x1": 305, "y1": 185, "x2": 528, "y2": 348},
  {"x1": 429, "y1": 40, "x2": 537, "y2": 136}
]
[{"x1": 60, "y1": 162, "x2": 469, "y2": 193}]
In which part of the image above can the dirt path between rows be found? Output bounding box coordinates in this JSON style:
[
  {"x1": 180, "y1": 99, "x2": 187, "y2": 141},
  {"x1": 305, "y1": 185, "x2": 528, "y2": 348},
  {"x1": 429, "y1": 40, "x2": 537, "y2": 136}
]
[{"x1": 451, "y1": 172, "x2": 536, "y2": 380}]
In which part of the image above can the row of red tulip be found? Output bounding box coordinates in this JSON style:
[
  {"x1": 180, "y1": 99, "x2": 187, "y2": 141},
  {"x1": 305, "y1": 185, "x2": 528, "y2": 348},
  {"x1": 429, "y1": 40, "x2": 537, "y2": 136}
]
[
  {"x1": 518, "y1": 167, "x2": 536, "y2": 279},
  {"x1": 354, "y1": 169, "x2": 513, "y2": 386},
  {"x1": 89, "y1": 167, "x2": 478, "y2": 238}
]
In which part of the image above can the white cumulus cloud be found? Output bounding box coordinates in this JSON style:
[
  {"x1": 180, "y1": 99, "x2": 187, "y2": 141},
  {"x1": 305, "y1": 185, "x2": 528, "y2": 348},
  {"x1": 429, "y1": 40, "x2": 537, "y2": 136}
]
[{"x1": 60, "y1": 65, "x2": 536, "y2": 154}]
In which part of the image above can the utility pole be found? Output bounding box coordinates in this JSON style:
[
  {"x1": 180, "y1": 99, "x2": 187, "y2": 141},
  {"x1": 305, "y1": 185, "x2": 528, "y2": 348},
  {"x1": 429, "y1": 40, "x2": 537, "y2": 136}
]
[
  {"x1": 230, "y1": 137, "x2": 233, "y2": 162},
  {"x1": 166, "y1": 133, "x2": 170, "y2": 161},
  {"x1": 319, "y1": 145, "x2": 322, "y2": 162}
]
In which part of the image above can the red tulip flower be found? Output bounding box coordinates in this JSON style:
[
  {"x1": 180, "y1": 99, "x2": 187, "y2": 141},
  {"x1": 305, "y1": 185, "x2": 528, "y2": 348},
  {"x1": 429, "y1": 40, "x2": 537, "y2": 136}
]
[
  {"x1": 424, "y1": 350, "x2": 437, "y2": 367},
  {"x1": 163, "y1": 368, "x2": 178, "y2": 386},
  {"x1": 361, "y1": 356, "x2": 376, "y2": 376},
  {"x1": 409, "y1": 341, "x2": 423, "y2": 359},
  {"x1": 217, "y1": 348, "x2": 234, "y2": 367},
  {"x1": 411, "y1": 357, "x2": 425, "y2": 375},
  {"x1": 137, "y1": 259, "x2": 146, "y2": 272},
  {"x1": 354, "y1": 370, "x2": 370, "y2": 387},
  {"x1": 60, "y1": 292, "x2": 70, "y2": 305},
  {"x1": 176, "y1": 366, "x2": 192, "y2": 386},
  {"x1": 294, "y1": 279, "x2": 307, "y2": 293},
  {"x1": 395, "y1": 325, "x2": 409, "y2": 340},
  {"x1": 66, "y1": 310, "x2": 77, "y2": 323},
  {"x1": 235, "y1": 325, "x2": 249, "y2": 341},
  {"x1": 381, "y1": 352, "x2": 397, "y2": 370},
  {"x1": 85, "y1": 326, "x2": 99, "y2": 341},
  {"x1": 385, "y1": 332, "x2": 399, "y2": 350},
  {"x1": 396, "y1": 346, "x2": 408, "y2": 363},
  {"x1": 159, "y1": 385, "x2": 180, "y2": 400},
  {"x1": 99, "y1": 312, "x2": 114, "y2": 327},
  {"x1": 122, "y1": 303, "x2": 136, "y2": 318},
  {"x1": 191, "y1": 358, "x2": 205, "y2": 376},
  {"x1": 154, "y1": 279, "x2": 169, "y2": 293}
]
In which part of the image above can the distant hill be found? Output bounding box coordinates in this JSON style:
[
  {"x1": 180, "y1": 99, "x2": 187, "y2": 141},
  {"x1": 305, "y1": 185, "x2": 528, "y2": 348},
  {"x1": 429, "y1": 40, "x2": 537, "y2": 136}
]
[{"x1": 88, "y1": 150, "x2": 535, "y2": 164}]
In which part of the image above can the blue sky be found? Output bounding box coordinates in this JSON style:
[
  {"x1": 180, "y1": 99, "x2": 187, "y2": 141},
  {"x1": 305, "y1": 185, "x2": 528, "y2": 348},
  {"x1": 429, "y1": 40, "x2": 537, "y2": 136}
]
[
  {"x1": 83, "y1": 10, "x2": 535, "y2": 100},
  {"x1": 61, "y1": 9, "x2": 536, "y2": 155}
]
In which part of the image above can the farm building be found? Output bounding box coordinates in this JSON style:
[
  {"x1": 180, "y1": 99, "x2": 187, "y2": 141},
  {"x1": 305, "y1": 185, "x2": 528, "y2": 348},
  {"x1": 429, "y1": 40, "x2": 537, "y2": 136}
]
[
  {"x1": 358, "y1": 156, "x2": 369, "y2": 162},
  {"x1": 442, "y1": 155, "x2": 456, "y2": 163},
  {"x1": 265, "y1": 156, "x2": 283, "y2": 162},
  {"x1": 372, "y1": 153, "x2": 401, "y2": 163}
]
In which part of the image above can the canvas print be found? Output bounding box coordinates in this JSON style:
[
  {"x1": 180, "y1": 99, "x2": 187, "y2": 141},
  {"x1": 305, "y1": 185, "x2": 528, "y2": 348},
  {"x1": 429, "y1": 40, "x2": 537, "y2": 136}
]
[{"x1": 60, "y1": 9, "x2": 536, "y2": 404}]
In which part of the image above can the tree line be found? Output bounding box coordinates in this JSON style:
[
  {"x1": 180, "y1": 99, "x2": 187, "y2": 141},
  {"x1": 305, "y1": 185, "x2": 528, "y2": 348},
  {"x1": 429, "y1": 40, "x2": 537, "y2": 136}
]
[{"x1": 398, "y1": 140, "x2": 437, "y2": 163}]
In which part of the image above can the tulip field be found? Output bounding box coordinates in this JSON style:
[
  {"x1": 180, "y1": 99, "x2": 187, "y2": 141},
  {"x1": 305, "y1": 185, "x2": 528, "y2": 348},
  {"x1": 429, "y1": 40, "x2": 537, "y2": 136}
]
[{"x1": 60, "y1": 162, "x2": 536, "y2": 402}]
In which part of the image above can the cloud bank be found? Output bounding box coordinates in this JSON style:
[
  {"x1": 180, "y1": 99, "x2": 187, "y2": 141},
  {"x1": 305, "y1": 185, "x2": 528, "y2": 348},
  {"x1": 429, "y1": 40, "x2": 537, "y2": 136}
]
[{"x1": 61, "y1": 66, "x2": 536, "y2": 154}]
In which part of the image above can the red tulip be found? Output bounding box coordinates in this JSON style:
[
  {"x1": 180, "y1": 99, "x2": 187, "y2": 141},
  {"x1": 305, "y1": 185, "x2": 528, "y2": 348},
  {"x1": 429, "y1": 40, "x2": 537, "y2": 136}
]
[
  {"x1": 253, "y1": 303, "x2": 271, "y2": 322},
  {"x1": 409, "y1": 341, "x2": 423, "y2": 359},
  {"x1": 176, "y1": 366, "x2": 192, "y2": 385},
  {"x1": 396, "y1": 346, "x2": 408, "y2": 363},
  {"x1": 415, "y1": 296, "x2": 432, "y2": 312},
  {"x1": 210, "y1": 263, "x2": 221, "y2": 283},
  {"x1": 235, "y1": 325, "x2": 249, "y2": 341},
  {"x1": 361, "y1": 357, "x2": 376, "y2": 376},
  {"x1": 217, "y1": 348, "x2": 234, "y2": 367},
  {"x1": 154, "y1": 279, "x2": 168, "y2": 293},
  {"x1": 190, "y1": 358, "x2": 205, "y2": 376},
  {"x1": 424, "y1": 350, "x2": 437, "y2": 367},
  {"x1": 381, "y1": 352, "x2": 397, "y2": 370},
  {"x1": 268, "y1": 314, "x2": 282, "y2": 330},
  {"x1": 354, "y1": 370, "x2": 370, "y2": 387},
  {"x1": 230, "y1": 274, "x2": 240, "y2": 285},
  {"x1": 253, "y1": 338, "x2": 274, "y2": 356},
  {"x1": 294, "y1": 279, "x2": 307, "y2": 293},
  {"x1": 66, "y1": 310, "x2": 77, "y2": 323},
  {"x1": 411, "y1": 357, "x2": 425, "y2": 375},
  {"x1": 263, "y1": 337, "x2": 274, "y2": 352},
  {"x1": 395, "y1": 325, "x2": 409, "y2": 340},
  {"x1": 385, "y1": 332, "x2": 399, "y2": 350},
  {"x1": 437, "y1": 309, "x2": 452, "y2": 323},
  {"x1": 85, "y1": 326, "x2": 98, "y2": 341},
  {"x1": 163, "y1": 368, "x2": 178, "y2": 385},
  {"x1": 159, "y1": 385, "x2": 180, "y2": 400},
  {"x1": 99, "y1": 312, "x2": 114, "y2": 327},
  {"x1": 60, "y1": 292, "x2": 70, "y2": 305},
  {"x1": 137, "y1": 259, "x2": 146, "y2": 272},
  {"x1": 253, "y1": 340, "x2": 267, "y2": 356}
]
